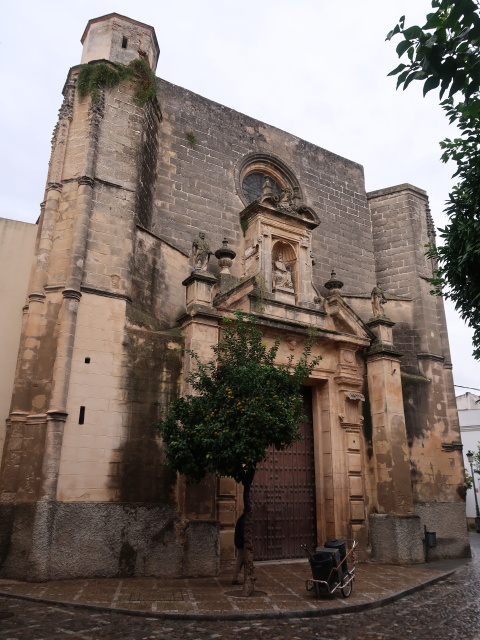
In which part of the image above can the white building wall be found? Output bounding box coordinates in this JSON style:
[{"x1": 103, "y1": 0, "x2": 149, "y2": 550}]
[{"x1": 458, "y1": 392, "x2": 480, "y2": 519}]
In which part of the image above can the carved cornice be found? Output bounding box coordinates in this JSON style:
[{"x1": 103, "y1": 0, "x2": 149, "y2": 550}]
[
  {"x1": 334, "y1": 375, "x2": 363, "y2": 389},
  {"x1": 240, "y1": 198, "x2": 320, "y2": 231},
  {"x1": 80, "y1": 284, "x2": 132, "y2": 304},
  {"x1": 78, "y1": 175, "x2": 95, "y2": 188},
  {"x1": 46, "y1": 182, "x2": 63, "y2": 192},
  {"x1": 177, "y1": 307, "x2": 221, "y2": 325},
  {"x1": 417, "y1": 352, "x2": 445, "y2": 363},
  {"x1": 366, "y1": 344, "x2": 403, "y2": 359},
  {"x1": 182, "y1": 271, "x2": 218, "y2": 287},
  {"x1": 366, "y1": 317, "x2": 396, "y2": 329}
]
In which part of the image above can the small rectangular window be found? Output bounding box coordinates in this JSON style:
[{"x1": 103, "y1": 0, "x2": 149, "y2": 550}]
[
  {"x1": 85, "y1": 357, "x2": 91, "y2": 364},
  {"x1": 79, "y1": 406, "x2": 85, "y2": 425},
  {"x1": 122, "y1": 36, "x2": 128, "y2": 49}
]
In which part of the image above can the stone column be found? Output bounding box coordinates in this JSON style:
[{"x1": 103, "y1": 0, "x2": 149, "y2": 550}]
[{"x1": 366, "y1": 316, "x2": 424, "y2": 563}]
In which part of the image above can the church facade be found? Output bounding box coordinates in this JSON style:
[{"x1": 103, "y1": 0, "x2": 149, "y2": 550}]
[{"x1": 0, "y1": 13, "x2": 469, "y2": 581}]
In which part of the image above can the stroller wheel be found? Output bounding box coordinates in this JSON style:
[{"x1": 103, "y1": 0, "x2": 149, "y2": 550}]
[{"x1": 341, "y1": 572, "x2": 353, "y2": 598}]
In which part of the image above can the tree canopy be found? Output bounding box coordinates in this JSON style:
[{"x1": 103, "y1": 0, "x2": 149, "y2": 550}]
[
  {"x1": 156, "y1": 311, "x2": 320, "y2": 595},
  {"x1": 387, "y1": 0, "x2": 480, "y2": 359}
]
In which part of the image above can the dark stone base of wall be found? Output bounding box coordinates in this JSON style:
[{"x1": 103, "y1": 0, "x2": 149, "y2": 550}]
[
  {"x1": 369, "y1": 503, "x2": 471, "y2": 564},
  {"x1": 369, "y1": 513, "x2": 424, "y2": 564},
  {"x1": 414, "y1": 502, "x2": 471, "y2": 561},
  {"x1": 0, "y1": 502, "x2": 220, "y2": 582}
]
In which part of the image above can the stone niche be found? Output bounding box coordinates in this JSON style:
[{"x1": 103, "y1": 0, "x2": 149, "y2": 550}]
[{"x1": 239, "y1": 184, "x2": 320, "y2": 308}]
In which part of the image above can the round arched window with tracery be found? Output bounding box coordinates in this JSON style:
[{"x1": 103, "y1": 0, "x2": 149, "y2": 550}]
[
  {"x1": 236, "y1": 153, "x2": 302, "y2": 207},
  {"x1": 242, "y1": 172, "x2": 282, "y2": 204}
]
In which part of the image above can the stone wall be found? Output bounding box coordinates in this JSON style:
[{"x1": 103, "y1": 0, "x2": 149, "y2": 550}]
[
  {"x1": 153, "y1": 79, "x2": 377, "y2": 294},
  {"x1": 0, "y1": 502, "x2": 219, "y2": 580},
  {"x1": 368, "y1": 185, "x2": 464, "y2": 508},
  {"x1": 0, "y1": 218, "x2": 37, "y2": 457}
]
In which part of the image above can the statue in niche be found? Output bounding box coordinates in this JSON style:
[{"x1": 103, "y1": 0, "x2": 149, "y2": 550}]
[
  {"x1": 272, "y1": 253, "x2": 294, "y2": 290},
  {"x1": 192, "y1": 231, "x2": 212, "y2": 271},
  {"x1": 371, "y1": 283, "x2": 387, "y2": 317}
]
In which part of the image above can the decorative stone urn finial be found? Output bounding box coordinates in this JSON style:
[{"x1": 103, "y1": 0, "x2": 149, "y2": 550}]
[
  {"x1": 324, "y1": 269, "x2": 344, "y2": 296},
  {"x1": 214, "y1": 238, "x2": 236, "y2": 275}
]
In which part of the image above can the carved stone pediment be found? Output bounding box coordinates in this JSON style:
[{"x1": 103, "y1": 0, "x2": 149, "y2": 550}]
[
  {"x1": 240, "y1": 196, "x2": 320, "y2": 231},
  {"x1": 324, "y1": 294, "x2": 375, "y2": 342}
]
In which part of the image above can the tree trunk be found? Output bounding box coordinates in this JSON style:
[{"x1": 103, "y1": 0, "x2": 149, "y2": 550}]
[{"x1": 242, "y1": 471, "x2": 256, "y2": 597}]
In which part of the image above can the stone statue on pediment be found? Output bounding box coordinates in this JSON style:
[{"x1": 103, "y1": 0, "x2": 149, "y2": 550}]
[
  {"x1": 192, "y1": 231, "x2": 212, "y2": 271},
  {"x1": 371, "y1": 283, "x2": 387, "y2": 317}
]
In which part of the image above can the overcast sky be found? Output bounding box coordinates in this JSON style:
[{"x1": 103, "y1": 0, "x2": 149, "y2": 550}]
[{"x1": 1, "y1": 0, "x2": 479, "y2": 393}]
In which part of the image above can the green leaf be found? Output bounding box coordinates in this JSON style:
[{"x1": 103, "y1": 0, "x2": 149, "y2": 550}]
[
  {"x1": 387, "y1": 63, "x2": 407, "y2": 77},
  {"x1": 403, "y1": 70, "x2": 427, "y2": 90},
  {"x1": 424, "y1": 12, "x2": 444, "y2": 28},
  {"x1": 386, "y1": 24, "x2": 401, "y2": 41},
  {"x1": 423, "y1": 75, "x2": 441, "y2": 95},
  {"x1": 449, "y1": 72, "x2": 467, "y2": 97},
  {"x1": 403, "y1": 25, "x2": 423, "y2": 39},
  {"x1": 396, "y1": 39, "x2": 413, "y2": 57}
]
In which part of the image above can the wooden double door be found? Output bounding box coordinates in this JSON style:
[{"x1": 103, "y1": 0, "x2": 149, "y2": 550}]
[{"x1": 251, "y1": 387, "x2": 317, "y2": 560}]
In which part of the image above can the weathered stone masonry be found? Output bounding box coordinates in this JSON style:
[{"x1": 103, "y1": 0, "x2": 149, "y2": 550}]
[{"x1": 0, "y1": 12, "x2": 469, "y2": 580}]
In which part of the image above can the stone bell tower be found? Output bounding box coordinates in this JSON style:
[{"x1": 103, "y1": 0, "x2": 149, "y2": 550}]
[
  {"x1": 81, "y1": 13, "x2": 160, "y2": 70},
  {"x1": 0, "y1": 13, "x2": 219, "y2": 582}
]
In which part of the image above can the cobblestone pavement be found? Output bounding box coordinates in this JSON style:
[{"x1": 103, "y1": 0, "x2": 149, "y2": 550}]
[{"x1": 0, "y1": 536, "x2": 478, "y2": 640}]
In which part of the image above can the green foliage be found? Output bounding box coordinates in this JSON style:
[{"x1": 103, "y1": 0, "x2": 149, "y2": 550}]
[
  {"x1": 465, "y1": 470, "x2": 473, "y2": 490},
  {"x1": 388, "y1": 0, "x2": 480, "y2": 360},
  {"x1": 467, "y1": 443, "x2": 480, "y2": 475},
  {"x1": 386, "y1": 0, "x2": 480, "y2": 101},
  {"x1": 77, "y1": 58, "x2": 157, "y2": 106},
  {"x1": 240, "y1": 218, "x2": 249, "y2": 236},
  {"x1": 185, "y1": 131, "x2": 197, "y2": 148},
  {"x1": 156, "y1": 311, "x2": 321, "y2": 486},
  {"x1": 465, "y1": 444, "x2": 480, "y2": 490}
]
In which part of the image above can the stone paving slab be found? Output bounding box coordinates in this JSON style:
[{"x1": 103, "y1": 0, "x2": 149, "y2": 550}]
[{"x1": 0, "y1": 557, "x2": 465, "y2": 620}]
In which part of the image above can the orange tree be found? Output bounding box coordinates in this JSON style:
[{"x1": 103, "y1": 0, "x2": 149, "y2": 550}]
[
  {"x1": 156, "y1": 311, "x2": 320, "y2": 596},
  {"x1": 387, "y1": 0, "x2": 480, "y2": 358}
]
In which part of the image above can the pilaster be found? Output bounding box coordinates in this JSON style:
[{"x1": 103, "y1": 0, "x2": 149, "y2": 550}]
[{"x1": 366, "y1": 316, "x2": 413, "y2": 515}]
